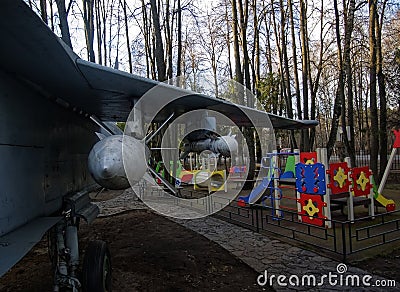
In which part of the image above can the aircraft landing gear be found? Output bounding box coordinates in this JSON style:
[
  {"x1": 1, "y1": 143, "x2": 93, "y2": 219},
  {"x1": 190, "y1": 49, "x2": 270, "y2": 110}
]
[
  {"x1": 50, "y1": 190, "x2": 111, "y2": 291},
  {"x1": 51, "y1": 218, "x2": 81, "y2": 292},
  {"x1": 82, "y1": 240, "x2": 112, "y2": 292}
]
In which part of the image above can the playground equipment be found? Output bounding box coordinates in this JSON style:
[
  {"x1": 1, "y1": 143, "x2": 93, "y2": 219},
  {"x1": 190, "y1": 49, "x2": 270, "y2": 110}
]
[
  {"x1": 193, "y1": 169, "x2": 227, "y2": 192},
  {"x1": 155, "y1": 149, "x2": 229, "y2": 193},
  {"x1": 238, "y1": 145, "x2": 395, "y2": 228},
  {"x1": 373, "y1": 129, "x2": 399, "y2": 212},
  {"x1": 327, "y1": 162, "x2": 375, "y2": 223},
  {"x1": 296, "y1": 160, "x2": 327, "y2": 226},
  {"x1": 229, "y1": 166, "x2": 247, "y2": 178},
  {"x1": 237, "y1": 150, "x2": 300, "y2": 218}
]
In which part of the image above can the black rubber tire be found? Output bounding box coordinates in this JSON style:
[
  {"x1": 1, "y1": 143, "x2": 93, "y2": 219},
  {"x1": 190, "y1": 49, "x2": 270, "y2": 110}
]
[{"x1": 82, "y1": 240, "x2": 112, "y2": 292}]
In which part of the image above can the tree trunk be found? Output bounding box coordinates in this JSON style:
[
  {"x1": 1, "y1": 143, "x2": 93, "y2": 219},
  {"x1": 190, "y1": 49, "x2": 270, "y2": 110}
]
[
  {"x1": 288, "y1": 0, "x2": 301, "y2": 120},
  {"x1": 121, "y1": 0, "x2": 132, "y2": 73},
  {"x1": 176, "y1": 0, "x2": 182, "y2": 79},
  {"x1": 141, "y1": 0, "x2": 152, "y2": 78},
  {"x1": 238, "y1": 0, "x2": 255, "y2": 181},
  {"x1": 279, "y1": 0, "x2": 297, "y2": 149},
  {"x1": 82, "y1": 0, "x2": 95, "y2": 62},
  {"x1": 263, "y1": 10, "x2": 273, "y2": 77},
  {"x1": 369, "y1": 0, "x2": 379, "y2": 179},
  {"x1": 95, "y1": 0, "x2": 102, "y2": 65},
  {"x1": 150, "y1": 0, "x2": 167, "y2": 81},
  {"x1": 113, "y1": 0, "x2": 121, "y2": 69},
  {"x1": 327, "y1": 0, "x2": 345, "y2": 159},
  {"x1": 252, "y1": 0, "x2": 260, "y2": 97},
  {"x1": 101, "y1": 0, "x2": 107, "y2": 66},
  {"x1": 107, "y1": 0, "x2": 116, "y2": 67},
  {"x1": 238, "y1": 0, "x2": 251, "y2": 101},
  {"x1": 377, "y1": 1, "x2": 388, "y2": 180},
  {"x1": 231, "y1": 0, "x2": 243, "y2": 87},
  {"x1": 165, "y1": 0, "x2": 174, "y2": 80},
  {"x1": 271, "y1": 0, "x2": 288, "y2": 122},
  {"x1": 308, "y1": 0, "x2": 325, "y2": 150},
  {"x1": 299, "y1": 0, "x2": 310, "y2": 151},
  {"x1": 49, "y1": 0, "x2": 55, "y2": 31},
  {"x1": 40, "y1": 0, "x2": 48, "y2": 24},
  {"x1": 343, "y1": 0, "x2": 356, "y2": 166},
  {"x1": 224, "y1": 0, "x2": 233, "y2": 80},
  {"x1": 55, "y1": 0, "x2": 73, "y2": 49}
]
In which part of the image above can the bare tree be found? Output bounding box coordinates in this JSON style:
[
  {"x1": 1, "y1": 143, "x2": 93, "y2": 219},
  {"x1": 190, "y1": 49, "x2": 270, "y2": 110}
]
[
  {"x1": 299, "y1": 0, "x2": 310, "y2": 150},
  {"x1": 150, "y1": 0, "x2": 167, "y2": 81},
  {"x1": 307, "y1": 0, "x2": 327, "y2": 150},
  {"x1": 369, "y1": 0, "x2": 379, "y2": 178},
  {"x1": 231, "y1": 0, "x2": 244, "y2": 93},
  {"x1": 40, "y1": 0, "x2": 48, "y2": 24},
  {"x1": 176, "y1": 0, "x2": 182, "y2": 78},
  {"x1": 288, "y1": 0, "x2": 301, "y2": 120},
  {"x1": 95, "y1": 0, "x2": 103, "y2": 64},
  {"x1": 82, "y1": 0, "x2": 95, "y2": 62},
  {"x1": 223, "y1": 0, "x2": 233, "y2": 79},
  {"x1": 342, "y1": 0, "x2": 357, "y2": 166},
  {"x1": 121, "y1": 0, "x2": 132, "y2": 73},
  {"x1": 55, "y1": 0, "x2": 73, "y2": 48},
  {"x1": 327, "y1": 0, "x2": 345, "y2": 159},
  {"x1": 377, "y1": 0, "x2": 388, "y2": 180}
]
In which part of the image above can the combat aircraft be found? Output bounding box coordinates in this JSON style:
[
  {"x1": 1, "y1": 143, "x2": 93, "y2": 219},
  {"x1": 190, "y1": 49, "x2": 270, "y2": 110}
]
[{"x1": 0, "y1": 1, "x2": 318, "y2": 291}]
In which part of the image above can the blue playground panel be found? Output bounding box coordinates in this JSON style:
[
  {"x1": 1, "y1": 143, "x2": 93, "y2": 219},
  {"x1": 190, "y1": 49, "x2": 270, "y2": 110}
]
[{"x1": 295, "y1": 163, "x2": 326, "y2": 195}]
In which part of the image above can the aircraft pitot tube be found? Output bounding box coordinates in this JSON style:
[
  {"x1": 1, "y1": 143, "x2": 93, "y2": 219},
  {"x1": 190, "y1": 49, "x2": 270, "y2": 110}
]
[
  {"x1": 180, "y1": 134, "x2": 238, "y2": 159},
  {"x1": 88, "y1": 135, "x2": 147, "y2": 190}
]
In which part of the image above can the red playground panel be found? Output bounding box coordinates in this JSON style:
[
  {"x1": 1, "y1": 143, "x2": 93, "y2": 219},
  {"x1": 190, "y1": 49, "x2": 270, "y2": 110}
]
[
  {"x1": 393, "y1": 129, "x2": 400, "y2": 148},
  {"x1": 180, "y1": 174, "x2": 193, "y2": 183},
  {"x1": 350, "y1": 166, "x2": 372, "y2": 197},
  {"x1": 327, "y1": 162, "x2": 351, "y2": 194},
  {"x1": 300, "y1": 152, "x2": 317, "y2": 164},
  {"x1": 298, "y1": 193, "x2": 326, "y2": 226}
]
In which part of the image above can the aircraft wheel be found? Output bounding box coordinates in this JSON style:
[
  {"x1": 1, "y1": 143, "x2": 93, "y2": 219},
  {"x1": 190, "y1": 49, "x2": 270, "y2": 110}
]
[{"x1": 82, "y1": 240, "x2": 112, "y2": 292}]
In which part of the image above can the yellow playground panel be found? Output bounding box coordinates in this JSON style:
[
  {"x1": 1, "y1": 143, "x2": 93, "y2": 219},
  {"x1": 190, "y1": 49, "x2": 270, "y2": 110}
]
[{"x1": 193, "y1": 170, "x2": 227, "y2": 193}]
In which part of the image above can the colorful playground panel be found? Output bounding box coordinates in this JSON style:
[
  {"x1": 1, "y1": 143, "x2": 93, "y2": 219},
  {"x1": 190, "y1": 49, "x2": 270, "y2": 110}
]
[
  {"x1": 393, "y1": 129, "x2": 400, "y2": 148},
  {"x1": 299, "y1": 152, "x2": 317, "y2": 164},
  {"x1": 326, "y1": 162, "x2": 351, "y2": 194},
  {"x1": 350, "y1": 166, "x2": 372, "y2": 197},
  {"x1": 298, "y1": 193, "x2": 326, "y2": 227},
  {"x1": 238, "y1": 144, "x2": 397, "y2": 227},
  {"x1": 295, "y1": 163, "x2": 326, "y2": 195}
]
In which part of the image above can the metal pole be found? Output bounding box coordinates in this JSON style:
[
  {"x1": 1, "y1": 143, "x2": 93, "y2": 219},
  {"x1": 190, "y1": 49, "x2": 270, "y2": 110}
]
[
  {"x1": 378, "y1": 148, "x2": 397, "y2": 194},
  {"x1": 342, "y1": 222, "x2": 347, "y2": 263}
]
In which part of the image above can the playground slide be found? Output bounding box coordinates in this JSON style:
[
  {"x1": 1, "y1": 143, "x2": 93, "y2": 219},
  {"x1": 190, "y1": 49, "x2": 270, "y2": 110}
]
[
  {"x1": 371, "y1": 177, "x2": 396, "y2": 212},
  {"x1": 375, "y1": 193, "x2": 396, "y2": 212},
  {"x1": 238, "y1": 176, "x2": 272, "y2": 205},
  {"x1": 237, "y1": 155, "x2": 296, "y2": 206}
]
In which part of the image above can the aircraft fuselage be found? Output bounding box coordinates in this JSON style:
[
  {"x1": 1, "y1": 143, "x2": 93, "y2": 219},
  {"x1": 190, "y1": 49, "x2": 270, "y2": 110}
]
[{"x1": 0, "y1": 70, "x2": 98, "y2": 237}]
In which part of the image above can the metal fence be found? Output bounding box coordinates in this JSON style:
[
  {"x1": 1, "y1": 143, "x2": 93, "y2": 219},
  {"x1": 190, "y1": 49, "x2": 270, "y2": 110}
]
[
  {"x1": 138, "y1": 180, "x2": 400, "y2": 262},
  {"x1": 329, "y1": 150, "x2": 400, "y2": 171},
  {"x1": 210, "y1": 196, "x2": 400, "y2": 262}
]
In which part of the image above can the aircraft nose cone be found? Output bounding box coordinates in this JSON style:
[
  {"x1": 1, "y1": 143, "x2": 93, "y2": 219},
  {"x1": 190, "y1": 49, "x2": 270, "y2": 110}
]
[
  {"x1": 101, "y1": 166, "x2": 110, "y2": 178},
  {"x1": 88, "y1": 135, "x2": 130, "y2": 190},
  {"x1": 98, "y1": 157, "x2": 120, "y2": 179}
]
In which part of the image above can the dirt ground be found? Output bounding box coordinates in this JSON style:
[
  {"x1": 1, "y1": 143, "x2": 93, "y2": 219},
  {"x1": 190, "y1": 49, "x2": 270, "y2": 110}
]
[
  {"x1": 353, "y1": 247, "x2": 400, "y2": 284},
  {"x1": 2, "y1": 184, "x2": 400, "y2": 291},
  {"x1": 0, "y1": 209, "x2": 271, "y2": 292}
]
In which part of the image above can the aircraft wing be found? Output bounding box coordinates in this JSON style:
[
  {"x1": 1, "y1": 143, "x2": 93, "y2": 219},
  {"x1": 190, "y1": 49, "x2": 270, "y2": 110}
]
[
  {"x1": 0, "y1": 0, "x2": 317, "y2": 130},
  {"x1": 0, "y1": 217, "x2": 61, "y2": 277}
]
